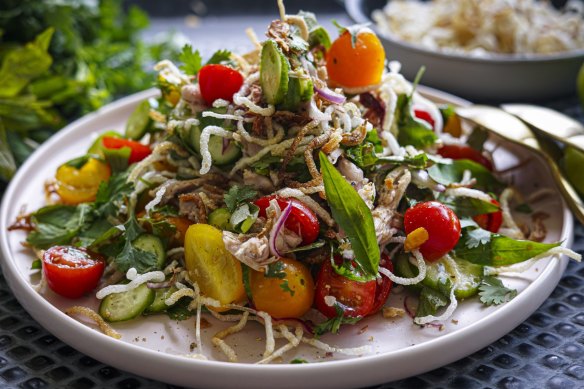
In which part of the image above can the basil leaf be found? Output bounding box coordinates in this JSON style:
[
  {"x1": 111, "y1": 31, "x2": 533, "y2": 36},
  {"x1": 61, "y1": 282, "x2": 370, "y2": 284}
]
[
  {"x1": 454, "y1": 227, "x2": 560, "y2": 266},
  {"x1": 428, "y1": 159, "x2": 504, "y2": 193},
  {"x1": 26, "y1": 204, "x2": 93, "y2": 248},
  {"x1": 395, "y1": 93, "x2": 438, "y2": 149},
  {"x1": 441, "y1": 196, "x2": 500, "y2": 218},
  {"x1": 320, "y1": 152, "x2": 379, "y2": 280}
]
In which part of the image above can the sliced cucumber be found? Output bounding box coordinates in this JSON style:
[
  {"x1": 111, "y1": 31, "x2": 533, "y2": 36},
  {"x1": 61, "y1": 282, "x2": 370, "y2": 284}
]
[
  {"x1": 99, "y1": 283, "x2": 155, "y2": 322},
  {"x1": 260, "y1": 39, "x2": 290, "y2": 105},
  {"x1": 208, "y1": 207, "x2": 233, "y2": 231},
  {"x1": 280, "y1": 72, "x2": 313, "y2": 111},
  {"x1": 144, "y1": 286, "x2": 178, "y2": 314},
  {"x1": 189, "y1": 120, "x2": 241, "y2": 166},
  {"x1": 125, "y1": 99, "x2": 152, "y2": 140},
  {"x1": 133, "y1": 234, "x2": 166, "y2": 269}
]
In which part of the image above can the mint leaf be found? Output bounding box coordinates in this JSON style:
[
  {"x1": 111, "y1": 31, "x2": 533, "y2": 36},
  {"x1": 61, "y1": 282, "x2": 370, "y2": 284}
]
[
  {"x1": 26, "y1": 204, "x2": 93, "y2": 248},
  {"x1": 179, "y1": 44, "x2": 202, "y2": 75},
  {"x1": 479, "y1": 276, "x2": 517, "y2": 306},
  {"x1": 320, "y1": 152, "x2": 380, "y2": 280},
  {"x1": 395, "y1": 92, "x2": 438, "y2": 149}
]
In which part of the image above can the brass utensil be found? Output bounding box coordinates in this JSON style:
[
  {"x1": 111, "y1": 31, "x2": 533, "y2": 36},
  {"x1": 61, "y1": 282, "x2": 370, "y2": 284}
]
[
  {"x1": 501, "y1": 104, "x2": 584, "y2": 153},
  {"x1": 456, "y1": 105, "x2": 584, "y2": 225}
]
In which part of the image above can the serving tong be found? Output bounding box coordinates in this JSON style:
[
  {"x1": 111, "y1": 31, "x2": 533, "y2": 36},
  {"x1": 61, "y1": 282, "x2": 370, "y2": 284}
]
[{"x1": 455, "y1": 105, "x2": 584, "y2": 225}]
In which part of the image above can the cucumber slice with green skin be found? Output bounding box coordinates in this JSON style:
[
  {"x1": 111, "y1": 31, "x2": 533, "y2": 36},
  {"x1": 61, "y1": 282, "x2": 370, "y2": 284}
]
[
  {"x1": 132, "y1": 234, "x2": 166, "y2": 269},
  {"x1": 99, "y1": 283, "x2": 155, "y2": 322},
  {"x1": 208, "y1": 207, "x2": 233, "y2": 230},
  {"x1": 279, "y1": 74, "x2": 313, "y2": 111},
  {"x1": 144, "y1": 286, "x2": 178, "y2": 314},
  {"x1": 260, "y1": 39, "x2": 290, "y2": 105},
  {"x1": 394, "y1": 254, "x2": 484, "y2": 299},
  {"x1": 189, "y1": 124, "x2": 241, "y2": 166},
  {"x1": 125, "y1": 99, "x2": 152, "y2": 140}
]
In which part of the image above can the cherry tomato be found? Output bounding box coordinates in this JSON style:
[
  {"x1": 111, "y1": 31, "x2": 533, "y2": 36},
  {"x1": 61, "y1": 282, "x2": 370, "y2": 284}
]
[
  {"x1": 437, "y1": 144, "x2": 493, "y2": 171},
  {"x1": 368, "y1": 254, "x2": 393, "y2": 315},
  {"x1": 102, "y1": 136, "x2": 152, "y2": 165},
  {"x1": 473, "y1": 199, "x2": 503, "y2": 233},
  {"x1": 314, "y1": 257, "x2": 376, "y2": 318},
  {"x1": 55, "y1": 157, "x2": 111, "y2": 204},
  {"x1": 250, "y1": 258, "x2": 315, "y2": 319},
  {"x1": 326, "y1": 28, "x2": 385, "y2": 88},
  {"x1": 414, "y1": 109, "x2": 435, "y2": 129},
  {"x1": 254, "y1": 196, "x2": 319, "y2": 245},
  {"x1": 138, "y1": 211, "x2": 192, "y2": 247},
  {"x1": 198, "y1": 64, "x2": 244, "y2": 105},
  {"x1": 404, "y1": 201, "x2": 461, "y2": 262},
  {"x1": 42, "y1": 246, "x2": 105, "y2": 299}
]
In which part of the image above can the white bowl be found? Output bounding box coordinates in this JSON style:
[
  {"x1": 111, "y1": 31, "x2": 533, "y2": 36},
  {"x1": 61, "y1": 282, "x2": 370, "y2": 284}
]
[{"x1": 346, "y1": 0, "x2": 584, "y2": 102}]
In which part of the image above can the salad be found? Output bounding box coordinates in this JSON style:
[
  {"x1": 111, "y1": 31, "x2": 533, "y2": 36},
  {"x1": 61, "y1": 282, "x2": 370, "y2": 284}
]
[{"x1": 11, "y1": 1, "x2": 581, "y2": 364}]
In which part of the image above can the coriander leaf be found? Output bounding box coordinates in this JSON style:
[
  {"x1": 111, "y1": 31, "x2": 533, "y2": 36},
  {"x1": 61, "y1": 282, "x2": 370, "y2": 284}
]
[
  {"x1": 166, "y1": 297, "x2": 195, "y2": 320},
  {"x1": 280, "y1": 280, "x2": 295, "y2": 296},
  {"x1": 479, "y1": 276, "x2": 517, "y2": 306},
  {"x1": 206, "y1": 49, "x2": 232, "y2": 65},
  {"x1": 320, "y1": 152, "x2": 379, "y2": 280},
  {"x1": 465, "y1": 228, "x2": 492, "y2": 249},
  {"x1": 265, "y1": 262, "x2": 286, "y2": 279},
  {"x1": 427, "y1": 159, "x2": 504, "y2": 193},
  {"x1": 290, "y1": 358, "x2": 309, "y2": 364},
  {"x1": 454, "y1": 227, "x2": 560, "y2": 267},
  {"x1": 179, "y1": 44, "x2": 202, "y2": 75},
  {"x1": 224, "y1": 185, "x2": 258, "y2": 213},
  {"x1": 416, "y1": 286, "x2": 449, "y2": 318},
  {"x1": 313, "y1": 304, "x2": 361, "y2": 336}
]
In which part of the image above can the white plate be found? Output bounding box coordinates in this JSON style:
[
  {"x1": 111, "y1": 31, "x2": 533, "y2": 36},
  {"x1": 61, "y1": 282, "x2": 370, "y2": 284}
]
[{"x1": 0, "y1": 88, "x2": 573, "y2": 389}]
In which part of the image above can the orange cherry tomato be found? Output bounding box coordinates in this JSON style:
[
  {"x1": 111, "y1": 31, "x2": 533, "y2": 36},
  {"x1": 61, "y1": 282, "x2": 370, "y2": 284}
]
[
  {"x1": 102, "y1": 137, "x2": 151, "y2": 164},
  {"x1": 43, "y1": 246, "x2": 105, "y2": 299},
  {"x1": 55, "y1": 157, "x2": 111, "y2": 204},
  {"x1": 326, "y1": 28, "x2": 386, "y2": 88},
  {"x1": 250, "y1": 258, "x2": 315, "y2": 319}
]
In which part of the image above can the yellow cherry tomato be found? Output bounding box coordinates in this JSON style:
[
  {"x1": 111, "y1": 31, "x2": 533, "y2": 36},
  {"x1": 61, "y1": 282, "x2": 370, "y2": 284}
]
[
  {"x1": 55, "y1": 157, "x2": 111, "y2": 204},
  {"x1": 184, "y1": 224, "x2": 245, "y2": 310},
  {"x1": 250, "y1": 258, "x2": 315, "y2": 319},
  {"x1": 326, "y1": 28, "x2": 386, "y2": 88}
]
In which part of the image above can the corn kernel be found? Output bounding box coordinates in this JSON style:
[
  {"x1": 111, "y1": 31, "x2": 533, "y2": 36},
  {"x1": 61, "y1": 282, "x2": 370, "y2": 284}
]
[{"x1": 404, "y1": 227, "x2": 429, "y2": 252}]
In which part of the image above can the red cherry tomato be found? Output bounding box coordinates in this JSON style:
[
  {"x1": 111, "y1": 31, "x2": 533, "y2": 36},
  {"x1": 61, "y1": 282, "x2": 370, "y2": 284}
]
[
  {"x1": 42, "y1": 246, "x2": 105, "y2": 299},
  {"x1": 473, "y1": 199, "x2": 503, "y2": 233},
  {"x1": 254, "y1": 196, "x2": 319, "y2": 245},
  {"x1": 404, "y1": 201, "x2": 461, "y2": 262},
  {"x1": 368, "y1": 254, "x2": 393, "y2": 315},
  {"x1": 314, "y1": 257, "x2": 376, "y2": 318},
  {"x1": 102, "y1": 137, "x2": 151, "y2": 165},
  {"x1": 437, "y1": 144, "x2": 493, "y2": 171},
  {"x1": 414, "y1": 109, "x2": 435, "y2": 129},
  {"x1": 198, "y1": 64, "x2": 244, "y2": 105}
]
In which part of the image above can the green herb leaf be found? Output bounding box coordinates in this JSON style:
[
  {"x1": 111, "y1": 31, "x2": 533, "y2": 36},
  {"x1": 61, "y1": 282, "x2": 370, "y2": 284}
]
[
  {"x1": 395, "y1": 93, "x2": 438, "y2": 149},
  {"x1": 265, "y1": 262, "x2": 286, "y2": 279},
  {"x1": 0, "y1": 120, "x2": 16, "y2": 180},
  {"x1": 290, "y1": 358, "x2": 309, "y2": 364},
  {"x1": 179, "y1": 44, "x2": 202, "y2": 75},
  {"x1": 313, "y1": 304, "x2": 362, "y2": 336},
  {"x1": 26, "y1": 204, "x2": 93, "y2": 248},
  {"x1": 282, "y1": 240, "x2": 325, "y2": 254},
  {"x1": 320, "y1": 152, "x2": 379, "y2": 280},
  {"x1": 229, "y1": 203, "x2": 259, "y2": 234},
  {"x1": 31, "y1": 259, "x2": 42, "y2": 270},
  {"x1": 280, "y1": 280, "x2": 295, "y2": 296},
  {"x1": 479, "y1": 276, "x2": 517, "y2": 306},
  {"x1": 427, "y1": 159, "x2": 504, "y2": 193},
  {"x1": 206, "y1": 49, "x2": 232, "y2": 65},
  {"x1": 166, "y1": 297, "x2": 195, "y2": 320},
  {"x1": 416, "y1": 286, "x2": 449, "y2": 318},
  {"x1": 454, "y1": 227, "x2": 560, "y2": 267},
  {"x1": 224, "y1": 185, "x2": 258, "y2": 213},
  {"x1": 442, "y1": 197, "x2": 500, "y2": 218}
]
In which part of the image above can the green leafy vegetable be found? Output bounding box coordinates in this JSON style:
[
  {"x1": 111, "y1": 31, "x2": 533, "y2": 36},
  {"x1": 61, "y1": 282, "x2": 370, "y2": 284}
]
[
  {"x1": 179, "y1": 44, "x2": 203, "y2": 75},
  {"x1": 454, "y1": 227, "x2": 560, "y2": 266},
  {"x1": 279, "y1": 280, "x2": 295, "y2": 296},
  {"x1": 264, "y1": 262, "x2": 286, "y2": 279},
  {"x1": 478, "y1": 276, "x2": 517, "y2": 306},
  {"x1": 290, "y1": 358, "x2": 309, "y2": 364},
  {"x1": 416, "y1": 286, "x2": 449, "y2": 318},
  {"x1": 428, "y1": 159, "x2": 504, "y2": 193},
  {"x1": 113, "y1": 215, "x2": 158, "y2": 273},
  {"x1": 206, "y1": 49, "x2": 232, "y2": 65},
  {"x1": 320, "y1": 152, "x2": 380, "y2": 280},
  {"x1": 26, "y1": 204, "x2": 94, "y2": 248},
  {"x1": 0, "y1": 121, "x2": 17, "y2": 180},
  {"x1": 224, "y1": 185, "x2": 258, "y2": 213},
  {"x1": 442, "y1": 197, "x2": 500, "y2": 218},
  {"x1": 313, "y1": 305, "x2": 361, "y2": 336},
  {"x1": 395, "y1": 94, "x2": 438, "y2": 149}
]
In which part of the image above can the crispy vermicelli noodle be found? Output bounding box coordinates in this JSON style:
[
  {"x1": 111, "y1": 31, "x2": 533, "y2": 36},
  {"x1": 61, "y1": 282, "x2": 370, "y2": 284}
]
[{"x1": 66, "y1": 306, "x2": 122, "y2": 339}]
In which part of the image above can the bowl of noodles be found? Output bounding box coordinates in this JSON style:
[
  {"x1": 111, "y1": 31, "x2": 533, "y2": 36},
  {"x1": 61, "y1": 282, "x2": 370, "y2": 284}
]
[{"x1": 346, "y1": 0, "x2": 584, "y2": 102}]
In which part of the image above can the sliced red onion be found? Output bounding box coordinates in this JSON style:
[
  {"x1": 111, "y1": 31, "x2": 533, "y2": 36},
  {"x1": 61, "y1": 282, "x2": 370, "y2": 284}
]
[
  {"x1": 268, "y1": 202, "x2": 293, "y2": 258},
  {"x1": 222, "y1": 137, "x2": 230, "y2": 154},
  {"x1": 403, "y1": 296, "x2": 417, "y2": 319},
  {"x1": 314, "y1": 86, "x2": 346, "y2": 105}
]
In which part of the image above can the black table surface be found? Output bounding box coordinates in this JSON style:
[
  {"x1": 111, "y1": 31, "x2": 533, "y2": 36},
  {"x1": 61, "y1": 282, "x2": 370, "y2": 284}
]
[{"x1": 1, "y1": 2, "x2": 583, "y2": 388}]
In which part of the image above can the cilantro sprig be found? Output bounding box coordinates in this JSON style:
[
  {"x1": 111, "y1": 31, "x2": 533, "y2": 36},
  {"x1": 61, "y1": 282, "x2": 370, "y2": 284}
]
[{"x1": 479, "y1": 276, "x2": 517, "y2": 306}]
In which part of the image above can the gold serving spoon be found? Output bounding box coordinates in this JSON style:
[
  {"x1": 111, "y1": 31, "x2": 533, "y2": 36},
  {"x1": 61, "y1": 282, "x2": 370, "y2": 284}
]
[{"x1": 455, "y1": 105, "x2": 584, "y2": 225}]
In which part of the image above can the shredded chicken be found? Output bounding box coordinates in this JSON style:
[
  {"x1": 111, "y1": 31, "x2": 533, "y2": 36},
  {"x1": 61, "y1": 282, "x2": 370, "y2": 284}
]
[{"x1": 222, "y1": 231, "x2": 274, "y2": 271}]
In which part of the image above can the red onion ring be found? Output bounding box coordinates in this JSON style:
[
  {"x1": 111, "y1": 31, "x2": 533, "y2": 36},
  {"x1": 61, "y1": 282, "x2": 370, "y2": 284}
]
[
  {"x1": 403, "y1": 296, "x2": 417, "y2": 319},
  {"x1": 268, "y1": 202, "x2": 293, "y2": 258},
  {"x1": 222, "y1": 137, "x2": 230, "y2": 154},
  {"x1": 314, "y1": 86, "x2": 346, "y2": 105}
]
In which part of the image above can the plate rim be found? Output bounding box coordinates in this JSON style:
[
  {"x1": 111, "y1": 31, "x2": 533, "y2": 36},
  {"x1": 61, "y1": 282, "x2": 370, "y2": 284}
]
[{"x1": 0, "y1": 88, "x2": 574, "y2": 389}]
